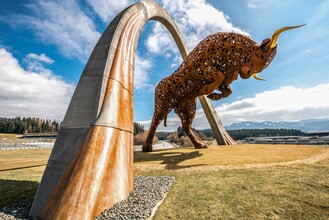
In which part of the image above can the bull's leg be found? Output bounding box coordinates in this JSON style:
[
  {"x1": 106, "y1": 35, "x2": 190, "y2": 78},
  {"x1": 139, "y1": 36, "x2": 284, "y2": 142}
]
[
  {"x1": 142, "y1": 114, "x2": 161, "y2": 152},
  {"x1": 199, "y1": 80, "x2": 222, "y2": 95},
  {"x1": 207, "y1": 93, "x2": 222, "y2": 100},
  {"x1": 207, "y1": 85, "x2": 233, "y2": 100},
  {"x1": 175, "y1": 99, "x2": 207, "y2": 149},
  {"x1": 199, "y1": 71, "x2": 225, "y2": 96},
  {"x1": 142, "y1": 104, "x2": 171, "y2": 152}
]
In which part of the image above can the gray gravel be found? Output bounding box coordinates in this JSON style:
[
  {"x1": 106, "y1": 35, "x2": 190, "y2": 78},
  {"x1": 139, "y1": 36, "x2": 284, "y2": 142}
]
[
  {"x1": 0, "y1": 176, "x2": 175, "y2": 220},
  {"x1": 0, "y1": 198, "x2": 33, "y2": 220},
  {"x1": 97, "y1": 176, "x2": 174, "y2": 220}
]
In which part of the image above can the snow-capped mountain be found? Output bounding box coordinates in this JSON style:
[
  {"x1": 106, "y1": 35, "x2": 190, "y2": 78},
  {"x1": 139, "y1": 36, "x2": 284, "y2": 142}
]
[{"x1": 225, "y1": 119, "x2": 329, "y2": 132}]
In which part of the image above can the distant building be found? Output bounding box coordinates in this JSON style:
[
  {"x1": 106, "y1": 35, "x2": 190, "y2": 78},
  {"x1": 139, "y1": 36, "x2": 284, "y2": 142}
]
[
  {"x1": 245, "y1": 134, "x2": 329, "y2": 145},
  {"x1": 306, "y1": 131, "x2": 329, "y2": 137}
]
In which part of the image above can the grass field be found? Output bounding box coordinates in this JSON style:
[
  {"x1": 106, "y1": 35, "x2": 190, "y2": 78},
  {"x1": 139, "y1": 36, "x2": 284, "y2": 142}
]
[
  {"x1": 134, "y1": 145, "x2": 327, "y2": 168},
  {"x1": 0, "y1": 149, "x2": 51, "y2": 171},
  {"x1": 1, "y1": 144, "x2": 328, "y2": 219},
  {"x1": 0, "y1": 133, "x2": 21, "y2": 143}
]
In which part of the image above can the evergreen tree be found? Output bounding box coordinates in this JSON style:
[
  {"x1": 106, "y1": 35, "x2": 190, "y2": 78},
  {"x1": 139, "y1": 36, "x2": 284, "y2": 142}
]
[
  {"x1": 227, "y1": 128, "x2": 305, "y2": 140},
  {"x1": 133, "y1": 122, "x2": 144, "y2": 135},
  {"x1": 0, "y1": 117, "x2": 61, "y2": 134},
  {"x1": 177, "y1": 126, "x2": 185, "y2": 138}
]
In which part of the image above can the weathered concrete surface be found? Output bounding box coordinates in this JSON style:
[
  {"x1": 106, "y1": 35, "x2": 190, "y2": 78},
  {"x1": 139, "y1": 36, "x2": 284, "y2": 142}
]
[
  {"x1": 29, "y1": 5, "x2": 136, "y2": 218},
  {"x1": 199, "y1": 96, "x2": 236, "y2": 145},
  {"x1": 39, "y1": 126, "x2": 134, "y2": 219},
  {"x1": 30, "y1": 0, "x2": 234, "y2": 219}
]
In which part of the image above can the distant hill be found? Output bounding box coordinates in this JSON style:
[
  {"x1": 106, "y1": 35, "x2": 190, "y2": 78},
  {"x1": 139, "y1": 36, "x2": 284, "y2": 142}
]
[{"x1": 225, "y1": 119, "x2": 329, "y2": 132}]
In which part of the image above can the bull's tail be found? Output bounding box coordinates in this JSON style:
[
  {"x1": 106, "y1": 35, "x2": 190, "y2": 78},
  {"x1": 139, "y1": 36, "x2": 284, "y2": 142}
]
[{"x1": 164, "y1": 115, "x2": 167, "y2": 127}]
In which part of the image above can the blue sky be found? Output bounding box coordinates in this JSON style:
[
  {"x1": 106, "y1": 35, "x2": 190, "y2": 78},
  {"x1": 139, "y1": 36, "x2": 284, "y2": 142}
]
[{"x1": 0, "y1": 0, "x2": 329, "y2": 131}]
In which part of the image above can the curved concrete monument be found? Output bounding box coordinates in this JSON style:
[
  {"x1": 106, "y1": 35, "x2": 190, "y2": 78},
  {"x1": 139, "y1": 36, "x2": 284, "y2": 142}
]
[{"x1": 30, "y1": 0, "x2": 234, "y2": 219}]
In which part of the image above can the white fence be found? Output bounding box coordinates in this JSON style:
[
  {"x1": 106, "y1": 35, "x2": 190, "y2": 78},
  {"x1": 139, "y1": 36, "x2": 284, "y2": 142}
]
[{"x1": 0, "y1": 141, "x2": 54, "y2": 150}]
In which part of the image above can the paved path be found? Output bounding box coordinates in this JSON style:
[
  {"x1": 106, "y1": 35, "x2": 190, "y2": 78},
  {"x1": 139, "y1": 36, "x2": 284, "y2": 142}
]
[{"x1": 134, "y1": 141, "x2": 178, "y2": 152}]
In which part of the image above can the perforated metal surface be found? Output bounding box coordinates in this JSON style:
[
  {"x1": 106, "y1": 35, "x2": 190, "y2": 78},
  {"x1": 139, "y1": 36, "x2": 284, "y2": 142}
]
[{"x1": 142, "y1": 31, "x2": 278, "y2": 151}]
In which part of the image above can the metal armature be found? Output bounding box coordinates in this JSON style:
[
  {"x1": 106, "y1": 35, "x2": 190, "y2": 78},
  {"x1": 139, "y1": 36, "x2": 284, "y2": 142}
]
[{"x1": 142, "y1": 25, "x2": 304, "y2": 151}]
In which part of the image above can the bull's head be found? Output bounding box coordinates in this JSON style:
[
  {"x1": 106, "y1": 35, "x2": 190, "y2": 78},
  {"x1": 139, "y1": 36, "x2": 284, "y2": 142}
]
[{"x1": 240, "y1": 24, "x2": 305, "y2": 81}]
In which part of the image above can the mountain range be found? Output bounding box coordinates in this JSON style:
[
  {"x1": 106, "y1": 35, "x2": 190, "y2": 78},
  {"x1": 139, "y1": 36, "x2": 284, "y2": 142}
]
[{"x1": 225, "y1": 119, "x2": 329, "y2": 132}]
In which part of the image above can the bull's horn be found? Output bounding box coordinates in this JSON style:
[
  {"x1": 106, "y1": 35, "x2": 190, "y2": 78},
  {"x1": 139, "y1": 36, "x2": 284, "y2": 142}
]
[
  {"x1": 253, "y1": 73, "x2": 265, "y2": 81},
  {"x1": 269, "y1": 24, "x2": 305, "y2": 49}
]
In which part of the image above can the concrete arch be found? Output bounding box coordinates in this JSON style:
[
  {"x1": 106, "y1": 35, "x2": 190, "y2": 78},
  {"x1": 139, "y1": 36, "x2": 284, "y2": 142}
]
[{"x1": 31, "y1": 1, "x2": 234, "y2": 219}]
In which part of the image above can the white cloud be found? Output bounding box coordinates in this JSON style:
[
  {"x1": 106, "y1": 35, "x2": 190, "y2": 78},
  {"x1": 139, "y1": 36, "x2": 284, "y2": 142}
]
[
  {"x1": 24, "y1": 53, "x2": 55, "y2": 77},
  {"x1": 146, "y1": 0, "x2": 249, "y2": 58},
  {"x1": 247, "y1": 1, "x2": 257, "y2": 8},
  {"x1": 213, "y1": 84, "x2": 329, "y2": 125},
  {"x1": 86, "y1": 0, "x2": 135, "y2": 23},
  {"x1": 246, "y1": 0, "x2": 277, "y2": 9},
  {"x1": 138, "y1": 83, "x2": 329, "y2": 131},
  {"x1": 26, "y1": 53, "x2": 54, "y2": 64},
  {"x1": 13, "y1": 0, "x2": 100, "y2": 61},
  {"x1": 0, "y1": 48, "x2": 74, "y2": 120},
  {"x1": 134, "y1": 54, "x2": 154, "y2": 91},
  {"x1": 146, "y1": 22, "x2": 177, "y2": 54}
]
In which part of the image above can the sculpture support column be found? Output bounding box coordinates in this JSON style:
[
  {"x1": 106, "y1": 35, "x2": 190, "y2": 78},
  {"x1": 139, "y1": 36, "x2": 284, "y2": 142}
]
[
  {"x1": 199, "y1": 96, "x2": 236, "y2": 145},
  {"x1": 31, "y1": 0, "x2": 235, "y2": 219},
  {"x1": 39, "y1": 10, "x2": 144, "y2": 219}
]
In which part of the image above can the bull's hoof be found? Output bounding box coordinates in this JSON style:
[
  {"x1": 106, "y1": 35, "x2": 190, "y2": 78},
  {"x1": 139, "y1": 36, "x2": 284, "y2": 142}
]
[
  {"x1": 142, "y1": 144, "x2": 153, "y2": 152},
  {"x1": 194, "y1": 143, "x2": 207, "y2": 149},
  {"x1": 207, "y1": 93, "x2": 222, "y2": 101}
]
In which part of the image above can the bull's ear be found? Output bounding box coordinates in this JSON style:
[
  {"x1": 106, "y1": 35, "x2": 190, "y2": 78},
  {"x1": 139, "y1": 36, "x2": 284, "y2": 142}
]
[{"x1": 260, "y1": 38, "x2": 271, "y2": 51}]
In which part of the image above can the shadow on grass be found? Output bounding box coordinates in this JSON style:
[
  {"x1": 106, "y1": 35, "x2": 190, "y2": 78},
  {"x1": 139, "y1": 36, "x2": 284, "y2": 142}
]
[
  {"x1": 134, "y1": 150, "x2": 205, "y2": 170},
  {"x1": 0, "y1": 179, "x2": 38, "y2": 208}
]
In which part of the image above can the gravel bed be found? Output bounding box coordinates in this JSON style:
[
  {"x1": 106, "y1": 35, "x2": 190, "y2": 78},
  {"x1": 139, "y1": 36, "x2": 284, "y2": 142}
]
[
  {"x1": 0, "y1": 176, "x2": 175, "y2": 220},
  {"x1": 0, "y1": 198, "x2": 34, "y2": 220},
  {"x1": 97, "y1": 176, "x2": 174, "y2": 220}
]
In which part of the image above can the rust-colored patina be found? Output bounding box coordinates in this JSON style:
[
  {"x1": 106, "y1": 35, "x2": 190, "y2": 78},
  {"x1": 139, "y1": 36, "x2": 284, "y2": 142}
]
[
  {"x1": 142, "y1": 25, "x2": 304, "y2": 152},
  {"x1": 39, "y1": 10, "x2": 144, "y2": 220},
  {"x1": 39, "y1": 126, "x2": 133, "y2": 219}
]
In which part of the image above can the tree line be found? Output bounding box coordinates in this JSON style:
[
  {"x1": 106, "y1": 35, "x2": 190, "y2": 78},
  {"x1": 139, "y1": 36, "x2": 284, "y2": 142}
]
[
  {"x1": 200, "y1": 128, "x2": 305, "y2": 140},
  {"x1": 227, "y1": 129, "x2": 305, "y2": 140},
  {"x1": 0, "y1": 117, "x2": 306, "y2": 142},
  {"x1": 133, "y1": 122, "x2": 144, "y2": 135},
  {"x1": 0, "y1": 117, "x2": 59, "y2": 134},
  {"x1": 0, "y1": 118, "x2": 147, "y2": 136},
  {"x1": 0, "y1": 118, "x2": 147, "y2": 135},
  {"x1": 133, "y1": 122, "x2": 159, "y2": 145}
]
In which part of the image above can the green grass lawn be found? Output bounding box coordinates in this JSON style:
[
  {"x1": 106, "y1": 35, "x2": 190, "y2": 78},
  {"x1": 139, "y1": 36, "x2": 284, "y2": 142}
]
[
  {"x1": 0, "y1": 149, "x2": 51, "y2": 171},
  {"x1": 148, "y1": 160, "x2": 329, "y2": 219},
  {"x1": 134, "y1": 145, "x2": 327, "y2": 167},
  {"x1": 0, "y1": 133, "x2": 21, "y2": 143},
  {"x1": 0, "y1": 145, "x2": 328, "y2": 219}
]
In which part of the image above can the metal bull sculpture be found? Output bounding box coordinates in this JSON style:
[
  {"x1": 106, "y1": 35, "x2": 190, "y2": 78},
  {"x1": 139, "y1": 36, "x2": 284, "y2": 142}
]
[{"x1": 142, "y1": 25, "x2": 304, "y2": 152}]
